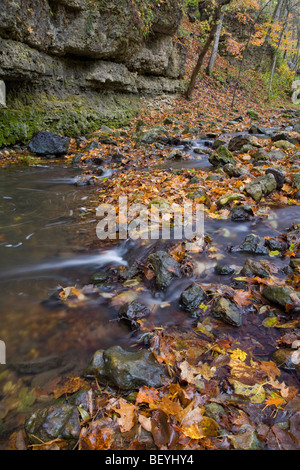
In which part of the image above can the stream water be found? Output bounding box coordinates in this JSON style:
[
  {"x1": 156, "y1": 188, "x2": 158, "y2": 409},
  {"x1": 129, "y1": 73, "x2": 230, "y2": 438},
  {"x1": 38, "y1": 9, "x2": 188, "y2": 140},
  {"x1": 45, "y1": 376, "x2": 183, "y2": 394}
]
[{"x1": 0, "y1": 145, "x2": 300, "y2": 443}]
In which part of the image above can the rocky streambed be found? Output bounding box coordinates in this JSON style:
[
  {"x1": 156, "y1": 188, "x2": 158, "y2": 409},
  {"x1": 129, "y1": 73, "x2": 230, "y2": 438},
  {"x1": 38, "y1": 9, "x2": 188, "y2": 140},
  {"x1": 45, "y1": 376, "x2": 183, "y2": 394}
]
[{"x1": 1, "y1": 109, "x2": 300, "y2": 450}]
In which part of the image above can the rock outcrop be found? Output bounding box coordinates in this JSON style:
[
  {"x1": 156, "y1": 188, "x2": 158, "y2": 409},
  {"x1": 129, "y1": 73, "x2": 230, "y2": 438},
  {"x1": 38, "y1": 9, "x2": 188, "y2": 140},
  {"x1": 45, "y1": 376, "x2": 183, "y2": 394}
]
[{"x1": 0, "y1": 0, "x2": 186, "y2": 146}]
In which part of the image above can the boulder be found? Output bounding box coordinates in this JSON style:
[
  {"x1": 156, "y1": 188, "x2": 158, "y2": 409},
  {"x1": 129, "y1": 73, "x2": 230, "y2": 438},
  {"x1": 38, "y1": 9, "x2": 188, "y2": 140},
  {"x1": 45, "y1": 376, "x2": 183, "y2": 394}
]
[
  {"x1": 85, "y1": 345, "x2": 167, "y2": 390},
  {"x1": 28, "y1": 131, "x2": 70, "y2": 157},
  {"x1": 211, "y1": 297, "x2": 242, "y2": 327},
  {"x1": 118, "y1": 300, "x2": 151, "y2": 329},
  {"x1": 293, "y1": 172, "x2": 300, "y2": 190},
  {"x1": 245, "y1": 174, "x2": 277, "y2": 202},
  {"x1": 180, "y1": 283, "x2": 206, "y2": 312},
  {"x1": 265, "y1": 168, "x2": 285, "y2": 190},
  {"x1": 148, "y1": 251, "x2": 181, "y2": 290},
  {"x1": 241, "y1": 259, "x2": 269, "y2": 278},
  {"x1": 230, "y1": 205, "x2": 254, "y2": 221},
  {"x1": 262, "y1": 286, "x2": 300, "y2": 313},
  {"x1": 233, "y1": 234, "x2": 268, "y2": 255},
  {"x1": 228, "y1": 135, "x2": 252, "y2": 152},
  {"x1": 25, "y1": 404, "x2": 81, "y2": 448},
  {"x1": 208, "y1": 145, "x2": 236, "y2": 167}
]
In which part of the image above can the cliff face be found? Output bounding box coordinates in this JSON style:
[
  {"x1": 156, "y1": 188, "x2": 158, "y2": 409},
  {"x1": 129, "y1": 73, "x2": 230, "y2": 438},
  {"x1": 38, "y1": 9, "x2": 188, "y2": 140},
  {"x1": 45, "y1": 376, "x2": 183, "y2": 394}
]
[{"x1": 0, "y1": 0, "x2": 186, "y2": 146}]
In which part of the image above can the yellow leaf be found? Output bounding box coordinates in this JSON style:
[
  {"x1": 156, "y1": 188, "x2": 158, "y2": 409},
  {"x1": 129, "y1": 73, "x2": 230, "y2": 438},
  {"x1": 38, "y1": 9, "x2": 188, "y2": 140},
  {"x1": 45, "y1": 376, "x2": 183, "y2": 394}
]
[{"x1": 229, "y1": 349, "x2": 247, "y2": 362}]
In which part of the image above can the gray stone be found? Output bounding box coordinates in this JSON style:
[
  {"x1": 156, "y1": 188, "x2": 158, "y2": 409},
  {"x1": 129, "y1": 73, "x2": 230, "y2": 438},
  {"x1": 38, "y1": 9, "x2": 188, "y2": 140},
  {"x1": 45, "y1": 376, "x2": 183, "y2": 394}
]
[
  {"x1": 118, "y1": 300, "x2": 151, "y2": 329},
  {"x1": 241, "y1": 259, "x2": 269, "y2": 278},
  {"x1": 228, "y1": 135, "x2": 252, "y2": 151},
  {"x1": 180, "y1": 283, "x2": 206, "y2": 312},
  {"x1": 211, "y1": 297, "x2": 242, "y2": 327},
  {"x1": 28, "y1": 131, "x2": 70, "y2": 156},
  {"x1": 148, "y1": 251, "x2": 181, "y2": 290},
  {"x1": 208, "y1": 145, "x2": 236, "y2": 167},
  {"x1": 293, "y1": 172, "x2": 300, "y2": 190},
  {"x1": 262, "y1": 286, "x2": 300, "y2": 313},
  {"x1": 25, "y1": 404, "x2": 81, "y2": 448},
  {"x1": 234, "y1": 234, "x2": 268, "y2": 255},
  {"x1": 230, "y1": 205, "x2": 254, "y2": 221},
  {"x1": 103, "y1": 345, "x2": 167, "y2": 390},
  {"x1": 245, "y1": 174, "x2": 277, "y2": 202},
  {"x1": 265, "y1": 168, "x2": 285, "y2": 190}
]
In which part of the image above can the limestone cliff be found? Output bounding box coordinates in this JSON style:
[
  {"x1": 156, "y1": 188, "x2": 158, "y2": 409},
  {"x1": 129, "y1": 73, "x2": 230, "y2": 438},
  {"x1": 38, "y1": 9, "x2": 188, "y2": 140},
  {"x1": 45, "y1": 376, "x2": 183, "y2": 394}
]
[{"x1": 0, "y1": 0, "x2": 186, "y2": 146}]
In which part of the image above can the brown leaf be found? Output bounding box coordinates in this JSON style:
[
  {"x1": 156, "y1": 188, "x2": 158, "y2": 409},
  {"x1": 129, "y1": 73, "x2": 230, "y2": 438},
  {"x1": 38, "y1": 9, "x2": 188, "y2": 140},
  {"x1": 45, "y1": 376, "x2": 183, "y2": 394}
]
[{"x1": 111, "y1": 398, "x2": 137, "y2": 433}]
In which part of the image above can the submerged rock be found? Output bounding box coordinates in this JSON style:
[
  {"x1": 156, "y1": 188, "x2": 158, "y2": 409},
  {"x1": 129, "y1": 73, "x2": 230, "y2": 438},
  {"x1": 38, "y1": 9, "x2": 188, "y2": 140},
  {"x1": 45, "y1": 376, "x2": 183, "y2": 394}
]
[
  {"x1": 211, "y1": 297, "x2": 242, "y2": 327},
  {"x1": 180, "y1": 283, "x2": 206, "y2": 313},
  {"x1": 28, "y1": 131, "x2": 70, "y2": 157},
  {"x1": 118, "y1": 300, "x2": 151, "y2": 329},
  {"x1": 85, "y1": 345, "x2": 167, "y2": 390},
  {"x1": 245, "y1": 174, "x2": 277, "y2": 202},
  {"x1": 230, "y1": 205, "x2": 254, "y2": 221},
  {"x1": 241, "y1": 259, "x2": 270, "y2": 278},
  {"x1": 233, "y1": 234, "x2": 268, "y2": 255},
  {"x1": 25, "y1": 403, "x2": 81, "y2": 448},
  {"x1": 148, "y1": 251, "x2": 181, "y2": 290},
  {"x1": 262, "y1": 286, "x2": 300, "y2": 313}
]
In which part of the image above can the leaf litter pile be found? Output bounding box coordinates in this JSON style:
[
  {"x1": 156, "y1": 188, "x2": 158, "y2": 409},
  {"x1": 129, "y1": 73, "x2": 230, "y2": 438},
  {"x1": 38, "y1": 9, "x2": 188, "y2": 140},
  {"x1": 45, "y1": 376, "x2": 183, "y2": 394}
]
[{"x1": 2, "y1": 44, "x2": 300, "y2": 451}]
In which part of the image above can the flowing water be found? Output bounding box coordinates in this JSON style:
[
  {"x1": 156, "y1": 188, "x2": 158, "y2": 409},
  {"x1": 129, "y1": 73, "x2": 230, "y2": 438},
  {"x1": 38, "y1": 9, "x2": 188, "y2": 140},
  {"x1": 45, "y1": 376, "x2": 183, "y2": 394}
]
[{"x1": 0, "y1": 148, "x2": 299, "y2": 443}]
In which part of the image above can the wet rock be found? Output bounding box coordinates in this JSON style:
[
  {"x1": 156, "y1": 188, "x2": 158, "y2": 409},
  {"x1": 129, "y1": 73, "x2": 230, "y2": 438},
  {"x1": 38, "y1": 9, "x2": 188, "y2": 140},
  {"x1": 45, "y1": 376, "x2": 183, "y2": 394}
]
[
  {"x1": 25, "y1": 403, "x2": 81, "y2": 448},
  {"x1": 85, "y1": 346, "x2": 167, "y2": 390},
  {"x1": 28, "y1": 131, "x2": 70, "y2": 157},
  {"x1": 293, "y1": 172, "x2": 300, "y2": 190},
  {"x1": 265, "y1": 168, "x2": 285, "y2": 190},
  {"x1": 230, "y1": 205, "x2": 254, "y2": 221},
  {"x1": 208, "y1": 145, "x2": 236, "y2": 167},
  {"x1": 262, "y1": 286, "x2": 300, "y2": 313},
  {"x1": 211, "y1": 297, "x2": 242, "y2": 327},
  {"x1": 84, "y1": 349, "x2": 106, "y2": 380},
  {"x1": 166, "y1": 149, "x2": 183, "y2": 160},
  {"x1": 214, "y1": 264, "x2": 235, "y2": 276},
  {"x1": 118, "y1": 300, "x2": 151, "y2": 329},
  {"x1": 228, "y1": 135, "x2": 252, "y2": 152},
  {"x1": 148, "y1": 251, "x2": 181, "y2": 290},
  {"x1": 180, "y1": 283, "x2": 206, "y2": 312},
  {"x1": 241, "y1": 259, "x2": 270, "y2": 278},
  {"x1": 217, "y1": 193, "x2": 242, "y2": 208},
  {"x1": 105, "y1": 346, "x2": 166, "y2": 390},
  {"x1": 13, "y1": 355, "x2": 62, "y2": 375},
  {"x1": 233, "y1": 234, "x2": 268, "y2": 255},
  {"x1": 265, "y1": 237, "x2": 288, "y2": 253},
  {"x1": 245, "y1": 174, "x2": 277, "y2": 202},
  {"x1": 75, "y1": 175, "x2": 97, "y2": 186}
]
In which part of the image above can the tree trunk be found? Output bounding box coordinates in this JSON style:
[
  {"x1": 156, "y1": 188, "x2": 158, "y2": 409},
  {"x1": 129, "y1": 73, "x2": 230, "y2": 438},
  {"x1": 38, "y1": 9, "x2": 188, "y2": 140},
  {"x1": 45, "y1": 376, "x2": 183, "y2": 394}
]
[
  {"x1": 185, "y1": 0, "x2": 232, "y2": 100},
  {"x1": 206, "y1": 9, "x2": 225, "y2": 76}
]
